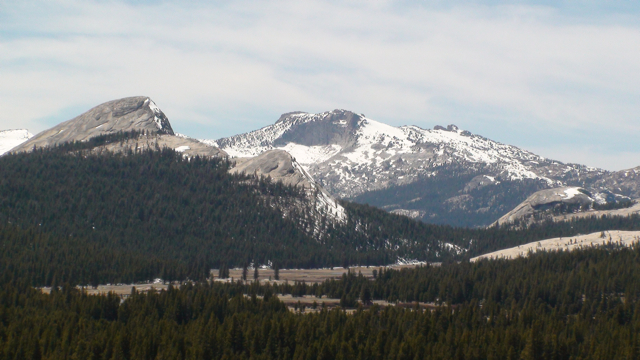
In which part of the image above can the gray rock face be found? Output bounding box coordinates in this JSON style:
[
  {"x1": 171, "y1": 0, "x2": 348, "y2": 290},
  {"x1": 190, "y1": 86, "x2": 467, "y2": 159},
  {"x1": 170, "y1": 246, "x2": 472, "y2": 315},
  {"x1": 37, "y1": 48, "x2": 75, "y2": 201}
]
[
  {"x1": 11, "y1": 96, "x2": 173, "y2": 153},
  {"x1": 494, "y1": 187, "x2": 591, "y2": 225},
  {"x1": 93, "y1": 133, "x2": 226, "y2": 158},
  {"x1": 230, "y1": 150, "x2": 314, "y2": 189},
  {"x1": 274, "y1": 109, "x2": 361, "y2": 148},
  {"x1": 594, "y1": 166, "x2": 640, "y2": 199},
  {"x1": 493, "y1": 187, "x2": 634, "y2": 226}
]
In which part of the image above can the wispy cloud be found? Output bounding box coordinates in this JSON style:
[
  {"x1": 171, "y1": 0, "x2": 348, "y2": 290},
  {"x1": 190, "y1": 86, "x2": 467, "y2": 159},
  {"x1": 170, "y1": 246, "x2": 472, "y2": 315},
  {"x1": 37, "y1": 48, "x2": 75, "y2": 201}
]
[{"x1": 1, "y1": 0, "x2": 639, "y2": 170}]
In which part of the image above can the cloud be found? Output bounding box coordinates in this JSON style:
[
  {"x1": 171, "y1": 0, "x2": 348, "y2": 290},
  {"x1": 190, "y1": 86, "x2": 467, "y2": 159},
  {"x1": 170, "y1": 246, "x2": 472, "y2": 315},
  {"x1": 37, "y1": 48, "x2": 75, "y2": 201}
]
[{"x1": 0, "y1": 0, "x2": 639, "y2": 170}]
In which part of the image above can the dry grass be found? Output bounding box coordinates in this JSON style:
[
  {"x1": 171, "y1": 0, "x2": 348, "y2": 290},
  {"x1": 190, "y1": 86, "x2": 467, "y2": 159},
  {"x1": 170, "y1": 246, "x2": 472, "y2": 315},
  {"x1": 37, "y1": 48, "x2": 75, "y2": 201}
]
[
  {"x1": 471, "y1": 230, "x2": 640, "y2": 262},
  {"x1": 214, "y1": 264, "x2": 429, "y2": 284}
]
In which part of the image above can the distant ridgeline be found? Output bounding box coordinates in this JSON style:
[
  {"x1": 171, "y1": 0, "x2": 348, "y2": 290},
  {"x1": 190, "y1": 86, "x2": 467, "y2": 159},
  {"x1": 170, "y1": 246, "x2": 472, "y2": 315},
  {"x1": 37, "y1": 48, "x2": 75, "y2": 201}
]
[{"x1": 1, "y1": 132, "x2": 640, "y2": 286}]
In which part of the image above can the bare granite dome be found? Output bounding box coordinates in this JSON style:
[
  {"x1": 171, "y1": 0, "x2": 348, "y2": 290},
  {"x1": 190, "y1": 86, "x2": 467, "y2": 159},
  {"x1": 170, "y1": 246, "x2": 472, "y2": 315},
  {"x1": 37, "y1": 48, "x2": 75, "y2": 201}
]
[{"x1": 11, "y1": 96, "x2": 173, "y2": 153}]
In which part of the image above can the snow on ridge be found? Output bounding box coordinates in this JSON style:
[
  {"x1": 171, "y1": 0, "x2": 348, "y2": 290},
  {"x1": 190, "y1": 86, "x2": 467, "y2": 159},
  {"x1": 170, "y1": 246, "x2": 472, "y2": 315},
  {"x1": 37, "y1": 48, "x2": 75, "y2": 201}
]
[
  {"x1": 351, "y1": 117, "x2": 554, "y2": 184},
  {"x1": 562, "y1": 187, "x2": 583, "y2": 200},
  {"x1": 0, "y1": 129, "x2": 33, "y2": 156},
  {"x1": 290, "y1": 158, "x2": 346, "y2": 223},
  {"x1": 209, "y1": 110, "x2": 593, "y2": 198},
  {"x1": 205, "y1": 110, "x2": 353, "y2": 158},
  {"x1": 284, "y1": 143, "x2": 343, "y2": 167},
  {"x1": 145, "y1": 98, "x2": 165, "y2": 130}
]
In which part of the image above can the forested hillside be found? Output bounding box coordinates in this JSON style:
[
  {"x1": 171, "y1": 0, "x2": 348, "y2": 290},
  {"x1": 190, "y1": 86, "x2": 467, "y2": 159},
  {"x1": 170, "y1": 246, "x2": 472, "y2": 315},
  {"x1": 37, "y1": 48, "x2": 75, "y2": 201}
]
[
  {"x1": 0, "y1": 139, "x2": 460, "y2": 285},
  {"x1": 1, "y1": 133, "x2": 640, "y2": 286}
]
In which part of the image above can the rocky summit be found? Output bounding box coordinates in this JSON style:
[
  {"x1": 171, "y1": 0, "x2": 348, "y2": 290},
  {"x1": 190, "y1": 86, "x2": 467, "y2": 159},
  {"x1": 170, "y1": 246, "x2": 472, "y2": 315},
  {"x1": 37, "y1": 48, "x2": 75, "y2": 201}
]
[{"x1": 10, "y1": 96, "x2": 174, "y2": 153}]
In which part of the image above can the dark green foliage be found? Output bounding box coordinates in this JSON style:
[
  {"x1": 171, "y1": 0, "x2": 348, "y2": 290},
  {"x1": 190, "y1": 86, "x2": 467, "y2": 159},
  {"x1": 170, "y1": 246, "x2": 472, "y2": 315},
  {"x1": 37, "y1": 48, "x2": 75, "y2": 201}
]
[
  {"x1": 1, "y1": 136, "x2": 639, "y2": 286},
  {"x1": 297, "y1": 244, "x2": 640, "y2": 306},
  {"x1": 242, "y1": 264, "x2": 248, "y2": 281},
  {"x1": 0, "y1": 145, "x2": 460, "y2": 285},
  {"x1": 3, "y1": 246, "x2": 640, "y2": 359},
  {"x1": 594, "y1": 199, "x2": 636, "y2": 211},
  {"x1": 0, "y1": 147, "x2": 320, "y2": 285}
]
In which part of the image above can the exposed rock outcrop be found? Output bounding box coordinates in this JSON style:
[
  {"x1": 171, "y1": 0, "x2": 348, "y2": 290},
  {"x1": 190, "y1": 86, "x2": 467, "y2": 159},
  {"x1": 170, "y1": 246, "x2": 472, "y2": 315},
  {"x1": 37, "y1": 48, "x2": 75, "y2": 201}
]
[
  {"x1": 11, "y1": 97, "x2": 174, "y2": 153},
  {"x1": 493, "y1": 187, "x2": 636, "y2": 226},
  {"x1": 230, "y1": 150, "x2": 314, "y2": 189},
  {"x1": 230, "y1": 150, "x2": 346, "y2": 224}
]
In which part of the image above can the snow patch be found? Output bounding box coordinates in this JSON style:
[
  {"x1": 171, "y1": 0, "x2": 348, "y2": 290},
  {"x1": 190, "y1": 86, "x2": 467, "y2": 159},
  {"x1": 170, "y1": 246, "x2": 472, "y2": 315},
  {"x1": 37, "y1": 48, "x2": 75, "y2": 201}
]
[
  {"x1": 174, "y1": 146, "x2": 190, "y2": 153},
  {"x1": 0, "y1": 129, "x2": 33, "y2": 155},
  {"x1": 443, "y1": 242, "x2": 467, "y2": 255},
  {"x1": 145, "y1": 98, "x2": 164, "y2": 130},
  {"x1": 562, "y1": 187, "x2": 582, "y2": 200},
  {"x1": 395, "y1": 258, "x2": 427, "y2": 266}
]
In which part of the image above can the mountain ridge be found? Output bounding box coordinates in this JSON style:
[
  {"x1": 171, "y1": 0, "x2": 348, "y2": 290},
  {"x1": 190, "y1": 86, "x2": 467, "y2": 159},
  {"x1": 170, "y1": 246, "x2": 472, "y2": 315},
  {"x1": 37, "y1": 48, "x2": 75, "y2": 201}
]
[
  {"x1": 207, "y1": 109, "x2": 637, "y2": 226},
  {"x1": 207, "y1": 110, "x2": 609, "y2": 198}
]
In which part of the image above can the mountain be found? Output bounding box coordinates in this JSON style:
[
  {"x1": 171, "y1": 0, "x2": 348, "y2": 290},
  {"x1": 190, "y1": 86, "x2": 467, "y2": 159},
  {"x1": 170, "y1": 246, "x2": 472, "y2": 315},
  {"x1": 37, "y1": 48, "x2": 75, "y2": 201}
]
[
  {"x1": 0, "y1": 97, "x2": 483, "y2": 282},
  {"x1": 3, "y1": 96, "x2": 346, "y2": 226},
  {"x1": 0, "y1": 129, "x2": 32, "y2": 155},
  {"x1": 208, "y1": 109, "x2": 636, "y2": 227},
  {"x1": 594, "y1": 166, "x2": 640, "y2": 198},
  {"x1": 11, "y1": 97, "x2": 173, "y2": 153}
]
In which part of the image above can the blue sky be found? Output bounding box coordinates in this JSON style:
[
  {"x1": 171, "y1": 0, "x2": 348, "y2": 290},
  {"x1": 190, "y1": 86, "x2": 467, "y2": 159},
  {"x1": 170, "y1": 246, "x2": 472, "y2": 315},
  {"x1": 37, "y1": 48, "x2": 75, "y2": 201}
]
[{"x1": 1, "y1": 0, "x2": 639, "y2": 170}]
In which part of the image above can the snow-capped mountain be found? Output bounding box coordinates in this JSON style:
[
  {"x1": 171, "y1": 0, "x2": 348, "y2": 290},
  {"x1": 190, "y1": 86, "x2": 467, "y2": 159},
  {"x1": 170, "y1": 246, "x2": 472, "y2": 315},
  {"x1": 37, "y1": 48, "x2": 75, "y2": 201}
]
[
  {"x1": 207, "y1": 110, "x2": 637, "y2": 227},
  {"x1": 0, "y1": 129, "x2": 33, "y2": 155},
  {"x1": 207, "y1": 110, "x2": 604, "y2": 199}
]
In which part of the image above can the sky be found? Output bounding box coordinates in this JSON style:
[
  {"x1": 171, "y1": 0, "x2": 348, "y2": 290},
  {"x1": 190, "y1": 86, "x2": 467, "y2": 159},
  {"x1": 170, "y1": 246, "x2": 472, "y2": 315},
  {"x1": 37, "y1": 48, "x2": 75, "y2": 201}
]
[{"x1": 1, "y1": 1, "x2": 639, "y2": 171}]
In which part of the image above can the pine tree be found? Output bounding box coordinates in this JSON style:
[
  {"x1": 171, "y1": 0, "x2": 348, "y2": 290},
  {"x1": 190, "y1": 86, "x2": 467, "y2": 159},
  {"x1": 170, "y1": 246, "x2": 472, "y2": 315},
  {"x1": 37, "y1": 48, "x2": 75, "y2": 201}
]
[{"x1": 360, "y1": 284, "x2": 372, "y2": 304}]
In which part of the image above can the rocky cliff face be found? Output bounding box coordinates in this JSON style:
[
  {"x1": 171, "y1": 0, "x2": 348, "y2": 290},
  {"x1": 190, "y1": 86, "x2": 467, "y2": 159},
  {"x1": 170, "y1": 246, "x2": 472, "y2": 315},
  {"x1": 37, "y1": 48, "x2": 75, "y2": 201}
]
[
  {"x1": 594, "y1": 167, "x2": 640, "y2": 199},
  {"x1": 207, "y1": 110, "x2": 637, "y2": 227},
  {"x1": 11, "y1": 97, "x2": 174, "y2": 153}
]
